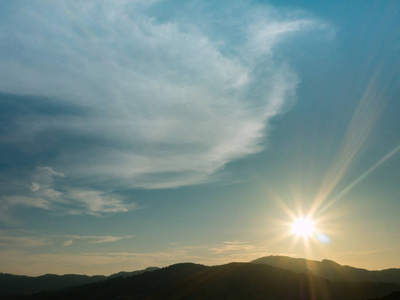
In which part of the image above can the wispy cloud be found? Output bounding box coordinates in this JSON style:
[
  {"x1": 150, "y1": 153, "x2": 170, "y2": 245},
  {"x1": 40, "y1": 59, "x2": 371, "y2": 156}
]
[
  {"x1": 63, "y1": 239, "x2": 73, "y2": 247},
  {"x1": 1, "y1": 167, "x2": 138, "y2": 217},
  {"x1": 0, "y1": 235, "x2": 50, "y2": 248},
  {"x1": 336, "y1": 247, "x2": 400, "y2": 256},
  {"x1": 0, "y1": 230, "x2": 133, "y2": 249},
  {"x1": 62, "y1": 235, "x2": 134, "y2": 246},
  {"x1": 0, "y1": 241, "x2": 285, "y2": 276},
  {"x1": 0, "y1": 1, "x2": 329, "y2": 217},
  {"x1": 208, "y1": 241, "x2": 272, "y2": 262}
]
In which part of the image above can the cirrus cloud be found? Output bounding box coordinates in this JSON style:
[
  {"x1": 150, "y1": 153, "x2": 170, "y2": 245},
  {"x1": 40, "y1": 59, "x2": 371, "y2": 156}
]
[{"x1": 0, "y1": 0, "x2": 329, "y2": 217}]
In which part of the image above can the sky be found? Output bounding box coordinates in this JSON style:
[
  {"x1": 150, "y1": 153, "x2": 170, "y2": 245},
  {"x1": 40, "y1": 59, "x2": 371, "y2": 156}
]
[{"x1": 0, "y1": 0, "x2": 399, "y2": 276}]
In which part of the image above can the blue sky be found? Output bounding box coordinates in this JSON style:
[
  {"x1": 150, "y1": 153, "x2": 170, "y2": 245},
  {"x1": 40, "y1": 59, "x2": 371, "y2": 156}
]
[{"x1": 0, "y1": 0, "x2": 399, "y2": 275}]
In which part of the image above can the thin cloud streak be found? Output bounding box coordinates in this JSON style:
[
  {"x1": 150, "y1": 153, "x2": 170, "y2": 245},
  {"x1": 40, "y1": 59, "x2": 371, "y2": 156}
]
[
  {"x1": 336, "y1": 247, "x2": 400, "y2": 257},
  {"x1": 0, "y1": 235, "x2": 50, "y2": 248},
  {"x1": 62, "y1": 235, "x2": 134, "y2": 245},
  {"x1": 0, "y1": 240, "x2": 285, "y2": 276},
  {"x1": 0, "y1": 231, "x2": 133, "y2": 249}
]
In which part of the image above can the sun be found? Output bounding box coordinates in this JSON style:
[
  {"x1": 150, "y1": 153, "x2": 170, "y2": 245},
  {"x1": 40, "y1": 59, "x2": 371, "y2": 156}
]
[{"x1": 291, "y1": 217, "x2": 315, "y2": 238}]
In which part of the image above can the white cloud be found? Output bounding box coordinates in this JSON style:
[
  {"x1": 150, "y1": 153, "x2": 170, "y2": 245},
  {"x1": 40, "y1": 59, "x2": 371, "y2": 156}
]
[
  {"x1": 63, "y1": 235, "x2": 134, "y2": 245},
  {"x1": 66, "y1": 189, "x2": 136, "y2": 216},
  {"x1": 0, "y1": 232, "x2": 299, "y2": 275},
  {"x1": 209, "y1": 241, "x2": 270, "y2": 257},
  {"x1": 0, "y1": 236, "x2": 50, "y2": 248},
  {"x1": 1, "y1": 167, "x2": 137, "y2": 216},
  {"x1": 0, "y1": 230, "x2": 133, "y2": 250},
  {"x1": 0, "y1": 241, "x2": 273, "y2": 276},
  {"x1": 0, "y1": 1, "x2": 330, "y2": 216},
  {"x1": 63, "y1": 239, "x2": 73, "y2": 246}
]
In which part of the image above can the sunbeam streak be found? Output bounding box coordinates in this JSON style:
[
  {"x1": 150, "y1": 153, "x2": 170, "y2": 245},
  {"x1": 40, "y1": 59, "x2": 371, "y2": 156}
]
[
  {"x1": 319, "y1": 143, "x2": 400, "y2": 214},
  {"x1": 310, "y1": 75, "x2": 389, "y2": 216}
]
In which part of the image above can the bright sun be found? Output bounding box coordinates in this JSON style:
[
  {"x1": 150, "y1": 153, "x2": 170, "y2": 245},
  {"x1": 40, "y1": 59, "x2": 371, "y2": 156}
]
[{"x1": 291, "y1": 217, "x2": 315, "y2": 238}]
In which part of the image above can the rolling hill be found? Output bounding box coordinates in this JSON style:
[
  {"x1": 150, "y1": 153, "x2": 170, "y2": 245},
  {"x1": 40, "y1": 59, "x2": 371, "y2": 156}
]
[
  {"x1": 8, "y1": 262, "x2": 400, "y2": 300},
  {"x1": 251, "y1": 256, "x2": 400, "y2": 283},
  {"x1": 2, "y1": 257, "x2": 400, "y2": 299},
  {"x1": 0, "y1": 267, "x2": 158, "y2": 295}
]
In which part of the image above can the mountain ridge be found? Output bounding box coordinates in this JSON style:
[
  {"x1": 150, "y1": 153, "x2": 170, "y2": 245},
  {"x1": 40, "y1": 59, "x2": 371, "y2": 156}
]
[
  {"x1": 251, "y1": 256, "x2": 400, "y2": 283},
  {"x1": 2, "y1": 256, "x2": 400, "y2": 299},
  {"x1": 15, "y1": 262, "x2": 400, "y2": 300},
  {"x1": 0, "y1": 266, "x2": 159, "y2": 295}
]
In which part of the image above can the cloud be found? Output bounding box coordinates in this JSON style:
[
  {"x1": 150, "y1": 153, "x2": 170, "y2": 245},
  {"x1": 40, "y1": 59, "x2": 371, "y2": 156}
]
[
  {"x1": 63, "y1": 239, "x2": 73, "y2": 247},
  {"x1": 62, "y1": 235, "x2": 134, "y2": 246},
  {"x1": 0, "y1": 241, "x2": 276, "y2": 276},
  {"x1": 0, "y1": 249, "x2": 185, "y2": 276},
  {"x1": 0, "y1": 235, "x2": 50, "y2": 248},
  {"x1": 66, "y1": 189, "x2": 136, "y2": 216},
  {"x1": 0, "y1": 232, "x2": 303, "y2": 275},
  {"x1": 0, "y1": 167, "x2": 138, "y2": 217},
  {"x1": 0, "y1": 1, "x2": 329, "y2": 216},
  {"x1": 0, "y1": 230, "x2": 52, "y2": 248},
  {"x1": 336, "y1": 247, "x2": 400, "y2": 256},
  {"x1": 209, "y1": 241, "x2": 271, "y2": 258},
  {"x1": 0, "y1": 230, "x2": 132, "y2": 251}
]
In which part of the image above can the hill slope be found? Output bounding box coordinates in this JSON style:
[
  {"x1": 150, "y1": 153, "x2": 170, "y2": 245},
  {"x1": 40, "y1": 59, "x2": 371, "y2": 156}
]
[
  {"x1": 108, "y1": 267, "x2": 160, "y2": 279},
  {"x1": 251, "y1": 256, "x2": 400, "y2": 283},
  {"x1": 0, "y1": 267, "x2": 159, "y2": 295},
  {"x1": 19, "y1": 262, "x2": 400, "y2": 300},
  {"x1": 0, "y1": 273, "x2": 106, "y2": 295}
]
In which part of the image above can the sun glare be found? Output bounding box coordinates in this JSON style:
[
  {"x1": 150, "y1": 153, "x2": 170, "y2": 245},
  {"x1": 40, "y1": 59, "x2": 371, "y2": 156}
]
[{"x1": 291, "y1": 217, "x2": 315, "y2": 238}]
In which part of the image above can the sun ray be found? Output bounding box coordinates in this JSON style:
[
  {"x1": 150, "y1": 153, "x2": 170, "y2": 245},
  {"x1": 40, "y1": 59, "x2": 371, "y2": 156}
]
[
  {"x1": 310, "y1": 75, "x2": 387, "y2": 217},
  {"x1": 318, "y1": 143, "x2": 400, "y2": 215}
]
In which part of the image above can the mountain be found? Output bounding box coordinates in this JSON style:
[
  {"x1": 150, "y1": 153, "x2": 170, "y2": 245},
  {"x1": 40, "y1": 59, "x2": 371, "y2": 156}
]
[
  {"x1": 14, "y1": 262, "x2": 400, "y2": 300},
  {"x1": 251, "y1": 256, "x2": 400, "y2": 283},
  {"x1": 369, "y1": 290, "x2": 400, "y2": 300},
  {"x1": 0, "y1": 273, "x2": 106, "y2": 295},
  {"x1": 0, "y1": 267, "x2": 158, "y2": 295},
  {"x1": 3, "y1": 258, "x2": 400, "y2": 299},
  {"x1": 108, "y1": 267, "x2": 159, "y2": 279}
]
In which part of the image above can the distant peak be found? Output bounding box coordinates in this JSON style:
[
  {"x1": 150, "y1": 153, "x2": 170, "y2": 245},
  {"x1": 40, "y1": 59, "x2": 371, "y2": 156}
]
[{"x1": 321, "y1": 259, "x2": 341, "y2": 266}]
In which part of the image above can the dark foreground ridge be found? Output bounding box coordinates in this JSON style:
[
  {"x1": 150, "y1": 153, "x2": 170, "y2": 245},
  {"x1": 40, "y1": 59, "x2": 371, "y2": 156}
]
[
  {"x1": 2, "y1": 261, "x2": 400, "y2": 300},
  {"x1": 251, "y1": 256, "x2": 400, "y2": 283},
  {"x1": 0, "y1": 267, "x2": 158, "y2": 295}
]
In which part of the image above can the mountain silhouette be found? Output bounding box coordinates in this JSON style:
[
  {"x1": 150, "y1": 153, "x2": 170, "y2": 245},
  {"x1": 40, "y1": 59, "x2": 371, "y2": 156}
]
[
  {"x1": 0, "y1": 267, "x2": 158, "y2": 295},
  {"x1": 0, "y1": 273, "x2": 106, "y2": 295},
  {"x1": 108, "y1": 267, "x2": 160, "y2": 279},
  {"x1": 7, "y1": 262, "x2": 400, "y2": 300},
  {"x1": 369, "y1": 290, "x2": 400, "y2": 300},
  {"x1": 251, "y1": 256, "x2": 400, "y2": 283},
  {"x1": 2, "y1": 257, "x2": 400, "y2": 300}
]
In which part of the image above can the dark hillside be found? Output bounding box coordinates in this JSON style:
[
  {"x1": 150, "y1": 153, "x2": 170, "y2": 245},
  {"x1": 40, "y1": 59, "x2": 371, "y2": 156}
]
[
  {"x1": 20, "y1": 262, "x2": 400, "y2": 300},
  {"x1": 0, "y1": 273, "x2": 106, "y2": 295},
  {"x1": 252, "y1": 256, "x2": 400, "y2": 283}
]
